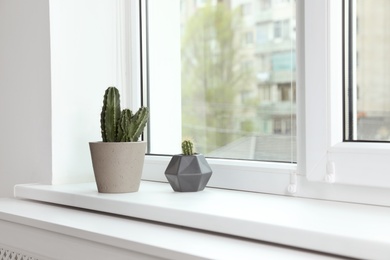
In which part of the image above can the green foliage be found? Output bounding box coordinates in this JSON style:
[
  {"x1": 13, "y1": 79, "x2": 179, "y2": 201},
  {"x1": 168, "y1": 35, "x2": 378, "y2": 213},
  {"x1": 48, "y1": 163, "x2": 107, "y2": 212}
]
[
  {"x1": 182, "y1": 139, "x2": 195, "y2": 155},
  {"x1": 100, "y1": 87, "x2": 149, "y2": 142},
  {"x1": 181, "y1": 2, "x2": 254, "y2": 153}
]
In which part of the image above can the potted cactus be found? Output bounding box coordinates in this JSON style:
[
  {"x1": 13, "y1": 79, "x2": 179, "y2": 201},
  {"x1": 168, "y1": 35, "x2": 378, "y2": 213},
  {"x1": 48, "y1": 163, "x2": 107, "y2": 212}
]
[
  {"x1": 165, "y1": 140, "x2": 212, "y2": 192},
  {"x1": 89, "y1": 86, "x2": 149, "y2": 193}
]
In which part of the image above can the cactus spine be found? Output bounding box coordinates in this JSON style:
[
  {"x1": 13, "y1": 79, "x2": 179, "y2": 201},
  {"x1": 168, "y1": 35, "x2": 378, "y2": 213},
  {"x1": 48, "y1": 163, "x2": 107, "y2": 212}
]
[
  {"x1": 182, "y1": 140, "x2": 195, "y2": 155},
  {"x1": 100, "y1": 87, "x2": 149, "y2": 142}
]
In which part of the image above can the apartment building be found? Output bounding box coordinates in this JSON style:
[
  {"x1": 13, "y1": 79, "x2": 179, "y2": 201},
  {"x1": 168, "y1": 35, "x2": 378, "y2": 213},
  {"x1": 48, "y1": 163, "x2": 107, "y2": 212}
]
[
  {"x1": 355, "y1": 0, "x2": 390, "y2": 140},
  {"x1": 181, "y1": 0, "x2": 296, "y2": 161}
]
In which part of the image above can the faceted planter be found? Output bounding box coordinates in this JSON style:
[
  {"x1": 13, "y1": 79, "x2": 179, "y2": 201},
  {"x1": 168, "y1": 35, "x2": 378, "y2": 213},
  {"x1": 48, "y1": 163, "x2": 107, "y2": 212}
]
[
  {"x1": 165, "y1": 154, "x2": 212, "y2": 192},
  {"x1": 89, "y1": 141, "x2": 147, "y2": 193}
]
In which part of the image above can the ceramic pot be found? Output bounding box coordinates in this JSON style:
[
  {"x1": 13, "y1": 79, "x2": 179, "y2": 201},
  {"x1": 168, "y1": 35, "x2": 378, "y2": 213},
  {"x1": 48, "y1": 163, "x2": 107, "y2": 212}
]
[
  {"x1": 89, "y1": 141, "x2": 147, "y2": 193},
  {"x1": 165, "y1": 154, "x2": 212, "y2": 192}
]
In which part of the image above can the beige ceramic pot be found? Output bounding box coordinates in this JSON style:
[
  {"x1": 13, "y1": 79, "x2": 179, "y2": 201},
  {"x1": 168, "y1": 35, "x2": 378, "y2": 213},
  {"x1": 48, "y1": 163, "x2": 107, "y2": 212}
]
[{"x1": 89, "y1": 141, "x2": 147, "y2": 193}]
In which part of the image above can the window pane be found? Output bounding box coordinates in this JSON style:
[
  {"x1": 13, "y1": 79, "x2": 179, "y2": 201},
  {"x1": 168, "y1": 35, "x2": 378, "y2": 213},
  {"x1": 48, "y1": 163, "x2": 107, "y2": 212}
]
[
  {"x1": 346, "y1": 0, "x2": 390, "y2": 141},
  {"x1": 148, "y1": 0, "x2": 296, "y2": 162}
]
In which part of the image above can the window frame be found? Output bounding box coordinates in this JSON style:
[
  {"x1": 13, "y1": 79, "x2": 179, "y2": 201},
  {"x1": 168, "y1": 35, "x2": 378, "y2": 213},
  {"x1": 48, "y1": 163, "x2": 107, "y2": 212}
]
[
  {"x1": 133, "y1": 0, "x2": 390, "y2": 206},
  {"x1": 304, "y1": 0, "x2": 390, "y2": 191},
  {"x1": 141, "y1": 0, "x2": 297, "y2": 194}
]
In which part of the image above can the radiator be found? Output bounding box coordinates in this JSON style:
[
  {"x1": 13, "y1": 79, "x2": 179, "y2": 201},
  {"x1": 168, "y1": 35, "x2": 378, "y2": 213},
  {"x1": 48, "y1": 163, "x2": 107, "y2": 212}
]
[{"x1": 0, "y1": 246, "x2": 39, "y2": 260}]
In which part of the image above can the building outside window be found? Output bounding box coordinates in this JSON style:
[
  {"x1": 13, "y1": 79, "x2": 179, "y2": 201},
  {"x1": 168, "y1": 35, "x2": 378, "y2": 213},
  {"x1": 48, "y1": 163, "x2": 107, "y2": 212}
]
[
  {"x1": 170, "y1": 0, "x2": 296, "y2": 162},
  {"x1": 349, "y1": 0, "x2": 390, "y2": 141}
]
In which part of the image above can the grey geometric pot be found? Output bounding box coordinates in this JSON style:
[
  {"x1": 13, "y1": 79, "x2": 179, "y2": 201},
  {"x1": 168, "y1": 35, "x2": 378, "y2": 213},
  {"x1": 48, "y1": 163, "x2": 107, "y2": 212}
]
[
  {"x1": 89, "y1": 141, "x2": 147, "y2": 193},
  {"x1": 165, "y1": 154, "x2": 212, "y2": 192}
]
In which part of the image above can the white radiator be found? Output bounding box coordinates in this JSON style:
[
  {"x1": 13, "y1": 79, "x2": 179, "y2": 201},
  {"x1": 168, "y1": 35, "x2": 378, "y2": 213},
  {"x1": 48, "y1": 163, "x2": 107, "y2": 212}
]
[{"x1": 0, "y1": 246, "x2": 39, "y2": 260}]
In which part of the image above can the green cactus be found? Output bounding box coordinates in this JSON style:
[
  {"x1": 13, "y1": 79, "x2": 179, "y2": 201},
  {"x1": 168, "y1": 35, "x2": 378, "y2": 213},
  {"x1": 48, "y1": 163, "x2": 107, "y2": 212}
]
[
  {"x1": 182, "y1": 139, "x2": 195, "y2": 155},
  {"x1": 100, "y1": 87, "x2": 149, "y2": 142},
  {"x1": 101, "y1": 87, "x2": 121, "y2": 142}
]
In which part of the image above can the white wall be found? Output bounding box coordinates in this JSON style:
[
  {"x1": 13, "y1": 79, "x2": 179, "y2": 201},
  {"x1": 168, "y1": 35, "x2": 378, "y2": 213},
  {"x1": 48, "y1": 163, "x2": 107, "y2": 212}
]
[
  {"x1": 50, "y1": 0, "x2": 119, "y2": 184},
  {"x1": 0, "y1": 0, "x2": 134, "y2": 195},
  {"x1": 0, "y1": 0, "x2": 52, "y2": 197}
]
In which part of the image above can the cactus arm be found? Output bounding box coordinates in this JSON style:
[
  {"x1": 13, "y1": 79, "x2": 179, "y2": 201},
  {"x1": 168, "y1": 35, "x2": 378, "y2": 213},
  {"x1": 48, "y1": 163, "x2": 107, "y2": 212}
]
[
  {"x1": 129, "y1": 107, "x2": 149, "y2": 142},
  {"x1": 182, "y1": 140, "x2": 194, "y2": 155},
  {"x1": 117, "y1": 109, "x2": 133, "y2": 142},
  {"x1": 100, "y1": 87, "x2": 121, "y2": 142}
]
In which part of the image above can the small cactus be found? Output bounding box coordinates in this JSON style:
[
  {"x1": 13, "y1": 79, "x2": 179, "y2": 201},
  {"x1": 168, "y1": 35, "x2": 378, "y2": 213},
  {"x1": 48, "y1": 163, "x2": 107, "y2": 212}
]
[
  {"x1": 100, "y1": 86, "x2": 149, "y2": 142},
  {"x1": 182, "y1": 140, "x2": 195, "y2": 155}
]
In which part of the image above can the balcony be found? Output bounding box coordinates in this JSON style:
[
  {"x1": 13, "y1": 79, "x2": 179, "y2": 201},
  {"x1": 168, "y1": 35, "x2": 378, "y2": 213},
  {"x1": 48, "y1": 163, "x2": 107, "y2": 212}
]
[
  {"x1": 256, "y1": 40, "x2": 292, "y2": 54},
  {"x1": 254, "y1": 9, "x2": 273, "y2": 23},
  {"x1": 270, "y1": 70, "x2": 296, "y2": 84}
]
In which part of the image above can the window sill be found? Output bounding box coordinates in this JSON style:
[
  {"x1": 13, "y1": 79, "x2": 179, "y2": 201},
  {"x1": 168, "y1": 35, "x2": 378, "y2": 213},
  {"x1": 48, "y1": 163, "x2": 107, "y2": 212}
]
[
  {"x1": 0, "y1": 198, "x2": 331, "y2": 259},
  {"x1": 14, "y1": 181, "x2": 390, "y2": 259}
]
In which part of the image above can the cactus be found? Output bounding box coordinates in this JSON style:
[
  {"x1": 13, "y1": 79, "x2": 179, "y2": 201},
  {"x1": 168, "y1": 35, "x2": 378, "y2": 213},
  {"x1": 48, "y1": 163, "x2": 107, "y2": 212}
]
[
  {"x1": 101, "y1": 87, "x2": 121, "y2": 142},
  {"x1": 182, "y1": 139, "x2": 195, "y2": 155},
  {"x1": 100, "y1": 87, "x2": 149, "y2": 142}
]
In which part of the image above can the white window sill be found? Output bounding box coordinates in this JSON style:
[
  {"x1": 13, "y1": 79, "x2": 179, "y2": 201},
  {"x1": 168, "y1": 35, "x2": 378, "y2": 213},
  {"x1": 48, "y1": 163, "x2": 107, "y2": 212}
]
[
  {"x1": 13, "y1": 181, "x2": 390, "y2": 259},
  {"x1": 0, "y1": 198, "x2": 333, "y2": 260}
]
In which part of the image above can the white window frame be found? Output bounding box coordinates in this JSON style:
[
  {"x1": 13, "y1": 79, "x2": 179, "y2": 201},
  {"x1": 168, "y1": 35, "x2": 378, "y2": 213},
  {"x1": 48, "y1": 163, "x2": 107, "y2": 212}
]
[
  {"x1": 126, "y1": 0, "x2": 390, "y2": 206},
  {"x1": 304, "y1": 0, "x2": 390, "y2": 191},
  {"x1": 141, "y1": 0, "x2": 296, "y2": 195}
]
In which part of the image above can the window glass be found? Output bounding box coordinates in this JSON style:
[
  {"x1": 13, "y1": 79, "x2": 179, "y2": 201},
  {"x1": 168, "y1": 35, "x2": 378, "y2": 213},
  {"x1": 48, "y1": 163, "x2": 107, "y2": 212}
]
[
  {"x1": 256, "y1": 24, "x2": 269, "y2": 44},
  {"x1": 346, "y1": 0, "x2": 390, "y2": 141},
  {"x1": 260, "y1": 0, "x2": 271, "y2": 10},
  {"x1": 148, "y1": 0, "x2": 296, "y2": 162},
  {"x1": 273, "y1": 21, "x2": 282, "y2": 38}
]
